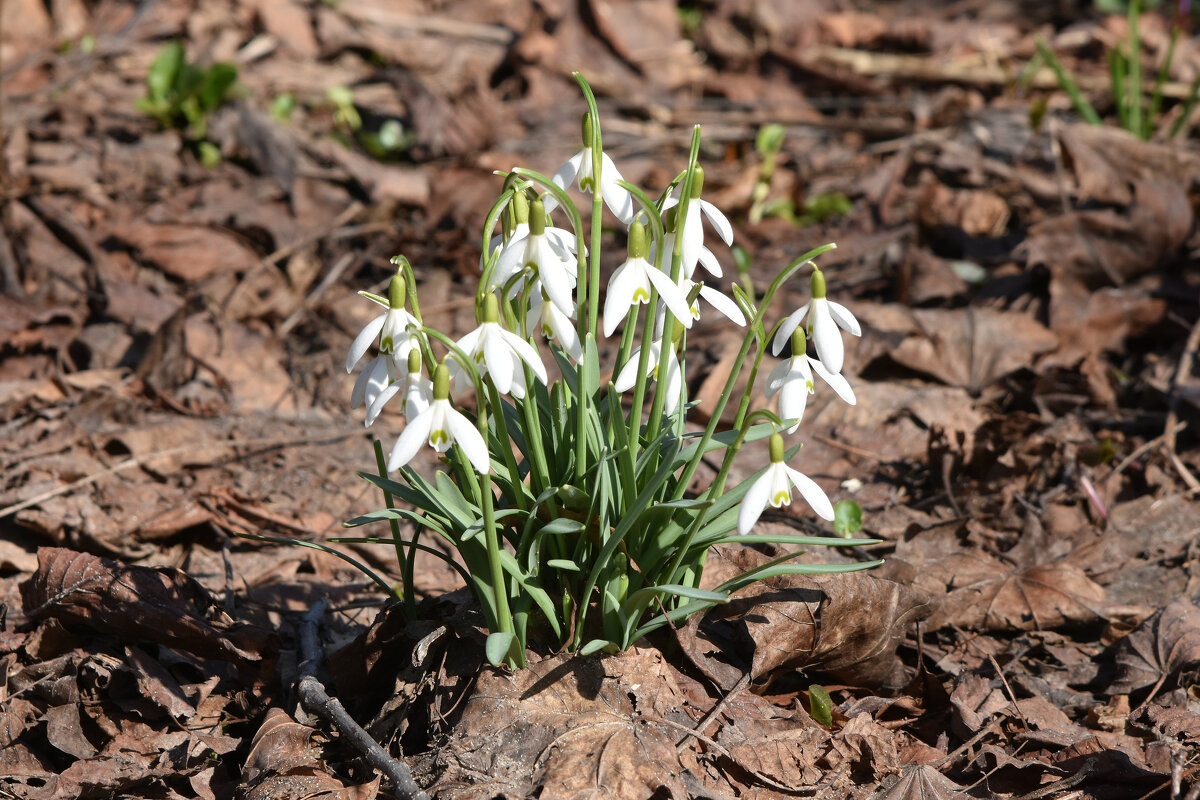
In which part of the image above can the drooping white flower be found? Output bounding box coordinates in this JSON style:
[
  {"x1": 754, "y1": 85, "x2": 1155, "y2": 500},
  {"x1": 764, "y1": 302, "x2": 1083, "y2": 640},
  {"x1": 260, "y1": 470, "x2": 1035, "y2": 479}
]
[
  {"x1": 526, "y1": 287, "x2": 583, "y2": 363},
  {"x1": 365, "y1": 350, "x2": 433, "y2": 427},
  {"x1": 603, "y1": 221, "x2": 693, "y2": 338},
  {"x1": 737, "y1": 433, "x2": 834, "y2": 535},
  {"x1": 613, "y1": 338, "x2": 684, "y2": 416},
  {"x1": 765, "y1": 329, "x2": 856, "y2": 434},
  {"x1": 771, "y1": 267, "x2": 861, "y2": 375},
  {"x1": 351, "y1": 354, "x2": 397, "y2": 413},
  {"x1": 547, "y1": 113, "x2": 635, "y2": 224},
  {"x1": 388, "y1": 364, "x2": 490, "y2": 474},
  {"x1": 661, "y1": 165, "x2": 734, "y2": 280},
  {"x1": 449, "y1": 294, "x2": 548, "y2": 399},
  {"x1": 481, "y1": 190, "x2": 531, "y2": 272},
  {"x1": 346, "y1": 273, "x2": 420, "y2": 374},
  {"x1": 492, "y1": 199, "x2": 578, "y2": 316}
]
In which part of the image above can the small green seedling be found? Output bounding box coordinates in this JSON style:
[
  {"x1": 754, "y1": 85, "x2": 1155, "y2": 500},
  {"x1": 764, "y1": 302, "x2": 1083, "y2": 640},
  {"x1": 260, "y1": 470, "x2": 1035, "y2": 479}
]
[
  {"x1": 833, "y1": 500, "x2": 863, "y2": 537},
  {"x1": 1035, "y1": 0, "x2": 1200, "y2": 139},
  {"x1": 808, "y1": 684, "x2": 834, "y2": 726},
  {"x1": 135, "y1": 41, "x2": 239, "y2": 142}
]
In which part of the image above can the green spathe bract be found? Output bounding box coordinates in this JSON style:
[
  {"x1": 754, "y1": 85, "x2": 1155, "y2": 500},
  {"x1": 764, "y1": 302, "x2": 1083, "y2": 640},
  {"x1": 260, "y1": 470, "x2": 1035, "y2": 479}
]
[{"x1": 341, "y1": 75, "x2": 880, "y2": 668}]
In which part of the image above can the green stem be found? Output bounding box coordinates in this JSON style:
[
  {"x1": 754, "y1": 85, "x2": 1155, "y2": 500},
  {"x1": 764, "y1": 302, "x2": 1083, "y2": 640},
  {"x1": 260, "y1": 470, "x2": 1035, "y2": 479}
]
[
  {"x1": 1128, "y1": 0, "x2": 1143, "y2": 138},
  {"x1": 373, "y1": 438, "x2": 415, "y2": 619},
  {"x1": 485, "y1": 381, "x2": 528, "y2": 513}
]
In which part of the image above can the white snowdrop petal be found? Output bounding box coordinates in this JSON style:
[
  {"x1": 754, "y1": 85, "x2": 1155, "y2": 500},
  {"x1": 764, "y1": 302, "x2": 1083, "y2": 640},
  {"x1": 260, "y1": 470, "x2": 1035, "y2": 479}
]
[
  {"x1": 699, "y1": 285, "x2": 746, "y2": 326},
  {"x1": 771, "y1": 304, "x2": 809, "y2": 357},
  {"x1": 811, "y1": 357, "x2": 856, "y2": 405},
  {"x1": 701, "y1": 200, "x2": 734, "y2": 246},
  {"x1": 643, "y1": 266, "x2": 694, "y2": 329},
  {"x1": 483, "y1": 331, "x2": 513, "y2": 394},
  {"x1": 738, "y1": 471, "x2": 774, "y2": 535},
  {"x1": 388, "y1": 409, "x2": 433, "y2": 471},
  {"x1": 506, "y1": 331, "x2": 548, "y2": 384},
  {"x1": 365, "y1": 382, "x2": 403, "y2": 427},
  {"x1": 778, "y1": 379, "x2": 809, "y2": 434},
  {"x1": 827, "y1": 301, "x2": 862, "y2": 337},
  {"x1": 447, "y1": 409, "x2": 491, "y2": 473},
  {"x1": 787, "y1": 467, "x2": 834, "y2": 521},
  {"x1": 346, "y1": 314, "x2": 386, "y2": 372},
  {"x1": 765, "y1": 359, "x2": 791, "y2": 397},
  {"x1": 695, "y1": 246, "x2": 723, "y2": 279},
  {"x1": 810, "y1": 299, "x2": 844, "y2": 375}
]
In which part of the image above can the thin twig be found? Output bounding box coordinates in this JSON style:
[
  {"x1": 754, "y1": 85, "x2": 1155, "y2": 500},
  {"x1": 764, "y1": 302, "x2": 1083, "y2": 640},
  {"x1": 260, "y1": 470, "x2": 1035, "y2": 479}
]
[
  {"x1": 1164, "y1": 315, "x2": 1200, "y2": 494},
  {"x1": 297, "y1": 600, "x2": 429, "y2": 800},
  {"x1": 676, "y1": 672, "x2": 751, "y2": 751}
]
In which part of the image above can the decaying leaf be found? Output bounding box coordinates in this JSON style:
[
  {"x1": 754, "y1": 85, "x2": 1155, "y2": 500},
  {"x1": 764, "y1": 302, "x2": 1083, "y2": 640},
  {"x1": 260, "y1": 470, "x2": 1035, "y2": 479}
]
[
  {"x1": 924, "y1": 561, "x2": 1108, "y2": 633},
  {"x1": 877, "y1": 764, "x2": 969, "y2": 800},
  {"x1": 1111, "y1": 598, "x2": 1200, "y2": 695},
  {"x1": 684, "y1": 547, "x2": 931, "y2": 690},
  {"x1": 431, "y1": 651, "x2": 687, "y2": 800},
  {"x1": 20, "y1": 547, "x2": 274, "y2": 663}
]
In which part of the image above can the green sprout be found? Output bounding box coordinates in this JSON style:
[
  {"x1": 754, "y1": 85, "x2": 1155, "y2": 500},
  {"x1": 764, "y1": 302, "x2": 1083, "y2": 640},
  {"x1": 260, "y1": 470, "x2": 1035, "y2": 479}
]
[
  {"x1": 1035, "y1": 0, "x2": 1200, "y2": 139},
  {"x1": 135, "y1": 41, "x2": 239, "y2": 143}
]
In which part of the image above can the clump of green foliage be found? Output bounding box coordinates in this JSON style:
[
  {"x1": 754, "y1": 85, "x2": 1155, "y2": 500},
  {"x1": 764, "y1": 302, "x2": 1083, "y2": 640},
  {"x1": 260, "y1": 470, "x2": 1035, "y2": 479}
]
[
  {"x1": 136, "y1": 41, "x2": 239, "y2": 164},
  {"x1": 1035, "y1": 0, "x2": 1200, "y2": 139}
]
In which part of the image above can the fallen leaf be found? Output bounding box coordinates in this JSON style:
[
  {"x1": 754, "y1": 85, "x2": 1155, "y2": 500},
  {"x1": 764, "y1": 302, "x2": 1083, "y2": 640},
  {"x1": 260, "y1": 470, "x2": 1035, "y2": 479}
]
[
  {"x1": 684, "y1": 546, "x2": 931, "y2": 690},
  {"x1": 925, "y1": 561, "x2": 1108, "y2": 633},
  {"x1": 431, "y1": 651, "x2": 687, "y2": 800},
  {"x1": 877, "y1": 764, "x2": 969, "y2": 799},
  {"x1": 106, "y1": 223, "x2": 260, "y2": 282},
  {"x1": 20, "y1": 547, "x2": 273, "y2": 664},
  {"x1": 1111, "y1": 598, "x2": 1200, "y2": 695}
]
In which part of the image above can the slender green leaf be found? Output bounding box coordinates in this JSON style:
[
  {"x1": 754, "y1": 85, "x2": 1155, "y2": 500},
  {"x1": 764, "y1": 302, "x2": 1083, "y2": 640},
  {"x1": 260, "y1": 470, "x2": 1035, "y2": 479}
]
[{"x1": 485, "y1": 632, "x2": 516, "y2": 666}]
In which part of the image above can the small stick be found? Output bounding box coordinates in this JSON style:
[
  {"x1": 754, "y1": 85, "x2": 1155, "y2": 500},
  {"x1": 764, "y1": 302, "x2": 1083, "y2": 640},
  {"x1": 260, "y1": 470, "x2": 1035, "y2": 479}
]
[
  {"x1": 297, "y1": 600, "x2": 429, "y2": 800},
  {"x1": 1164, "y1": 315, "x2": 1200, "y2": 494},
  {"x1": 675, "y1": 671, "x2": 751, "y2": 751}
]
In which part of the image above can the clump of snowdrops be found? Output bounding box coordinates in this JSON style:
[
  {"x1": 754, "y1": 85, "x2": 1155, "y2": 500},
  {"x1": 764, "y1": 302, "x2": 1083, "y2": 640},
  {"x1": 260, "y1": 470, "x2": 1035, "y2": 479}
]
[{"x1": 341, "y1": 75, "x2": 880, "y2": 668}]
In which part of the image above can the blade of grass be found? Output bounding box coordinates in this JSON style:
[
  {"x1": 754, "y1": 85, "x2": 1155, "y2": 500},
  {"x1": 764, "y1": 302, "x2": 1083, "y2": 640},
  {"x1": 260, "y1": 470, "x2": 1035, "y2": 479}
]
[{"x1": 1036, "y1": 35, "x2": 1103, "y2": 126}]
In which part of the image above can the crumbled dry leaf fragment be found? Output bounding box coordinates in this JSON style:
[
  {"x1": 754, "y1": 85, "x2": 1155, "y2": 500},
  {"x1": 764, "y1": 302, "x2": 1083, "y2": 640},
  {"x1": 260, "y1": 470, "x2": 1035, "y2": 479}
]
[{"x1": 1111, "y1": 598, "x2": 1200, "y2": 695}]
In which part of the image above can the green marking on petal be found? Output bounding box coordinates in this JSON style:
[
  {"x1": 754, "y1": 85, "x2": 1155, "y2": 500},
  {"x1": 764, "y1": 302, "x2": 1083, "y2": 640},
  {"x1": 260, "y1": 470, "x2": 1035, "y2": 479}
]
[
  {"x1": 633, "y1": 288, "x2": 650, "y2": 303},
  {"x1": 771, "y1": 489, "x2": 791, "y2": 507},
  {"x1": 806, "y1": 380, "x2": 814, "y2": 392},
  {"x1": 430, "y1": 429, "x2": 449, "y2": 447}
]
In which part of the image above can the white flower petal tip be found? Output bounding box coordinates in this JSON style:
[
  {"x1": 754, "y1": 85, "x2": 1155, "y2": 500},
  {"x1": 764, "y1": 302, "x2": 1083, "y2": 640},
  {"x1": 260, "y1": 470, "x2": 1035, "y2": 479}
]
[
  {"x1": 736, "y1": 460, "x2": 834, "y2": 534},
  {"x1": 454, "y1": 321, "x2": 548, "y2": 399}
]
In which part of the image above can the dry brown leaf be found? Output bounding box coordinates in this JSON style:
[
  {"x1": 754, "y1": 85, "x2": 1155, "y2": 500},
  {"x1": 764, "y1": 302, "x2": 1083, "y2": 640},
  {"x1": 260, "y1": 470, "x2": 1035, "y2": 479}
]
[
  {"x1": 925, "y1": 561, "x2": 1108, "y2": 633},
  {"x1": 684, "y1": 547, "x2": 931, "y2": 690},
  {"x1": 877, "y1": 764, "x2": 969, "y2": 799},
  {"x1": 886, "y1": 307, "x2": 1057, "y2": 393},
  {"x1": 714, "y1": 691, "x2": 830, "y2": 788},
  {"x1": 431, "y1": 651, "x2": 686, "y2": 800},
  {"x1": 106, "y1": 223, "x2": 260, "y2": 282},
  {"x1": 1111, "y1": 598, "x2": 1200, "y2": 695},
  {"x1": 20, "y1": 547, "x2": 273, "y2": 664},
  {"x1": 824, "y1": 713, "x2": 901, "y2": 782}
]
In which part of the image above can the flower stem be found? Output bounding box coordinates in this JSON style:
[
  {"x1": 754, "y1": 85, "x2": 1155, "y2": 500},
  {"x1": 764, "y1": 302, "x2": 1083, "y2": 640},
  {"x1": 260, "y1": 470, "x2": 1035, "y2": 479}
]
[{"x1": 372, "y1": 438, "x2": 416, "y2": 619}]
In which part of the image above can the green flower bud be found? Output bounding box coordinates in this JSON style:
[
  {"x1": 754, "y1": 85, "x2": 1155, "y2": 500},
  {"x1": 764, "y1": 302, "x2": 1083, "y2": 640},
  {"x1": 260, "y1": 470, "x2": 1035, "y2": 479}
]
[
  {"x1": 769, "y1": 432, "x2": 785, "y2": 463},
  {"x1": 581, "y1": 113, "x2": 594, "y2": 147},
  {"x1": 790, "y1": 326, "x2": 807, "y2": 355},
  {"x1": 433, "y1": 363, "x2": 450, "y2": 399},
  {"x1": 407, "y1": 348, "x2": 422, "y2": 374},
  {"x1": 810, "y1": 267, "x2": 826, "y2": 300},
  {"x1": 483, "y1": 293, "x2": 500, "y2": 324},
  {"x1": 388, "y1": 273, "x2": 406, "y2": 309},
  {"x1": 628, "y1": 221, "x2": 648, "y2": 260},
  {"x1": 512, "y1": 190, "x2": 529, "y2": 225},
  {"x1": 530, "y1": 198, "x2": 546, "y2": 237}
]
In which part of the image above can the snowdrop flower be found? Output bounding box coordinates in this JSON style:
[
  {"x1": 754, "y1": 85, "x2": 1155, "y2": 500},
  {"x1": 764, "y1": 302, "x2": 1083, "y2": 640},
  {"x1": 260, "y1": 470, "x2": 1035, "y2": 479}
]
[
  {"x1": 737, "y1": 433, "x2": 834, "y2": 535},
  {"x1": 493, "y1": 199, "x2": 578, "y2": 316},
  {"x1": 613, "y1": 337, "x2": 684, "y2": 416},
  {"x1": 548, "y1": 113, "x2": 634, "y2": 224},
  {"x1": 346, "y1": 273, "x2": 420, "y2": 374},
  {"x1": 662, "y1": 275, "x2": 746, "y2": 329},
  {"x1": 450, "y1": 294, "x2": 548, "y2": 399},
  {"x1": 527, "y1": 288, "x2": 583, "y2": 363},
  {"x1": 388, "y1": 364, "x2": 490, "y2": 474},
  {"x1": 481, "y1": 190, "x2": 531, "y2": 271},
  {"x1": 603, "y1": 221, "x2": 693, "y2": 338},
  {"x1": 765, "y1": 329, "x2": 856, "y2": 434},
  {"x1": 365, "y1": 350, "x2": 433, "y2": 427},
  {"x1": 771, "y1": 266, "x2": 861, "y2": 375},
  {"x1": 351, "y1": 354, "x2": 397, "y2": 413},
  {"x1": 661, "y1": 166, "x2": 733, "y2": 280}
]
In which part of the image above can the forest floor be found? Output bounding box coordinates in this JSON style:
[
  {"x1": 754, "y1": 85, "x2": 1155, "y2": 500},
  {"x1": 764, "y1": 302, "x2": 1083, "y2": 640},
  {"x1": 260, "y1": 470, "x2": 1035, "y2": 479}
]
[{"x1": 2, "y1": 0, "x2": 1200, "y2": 798}]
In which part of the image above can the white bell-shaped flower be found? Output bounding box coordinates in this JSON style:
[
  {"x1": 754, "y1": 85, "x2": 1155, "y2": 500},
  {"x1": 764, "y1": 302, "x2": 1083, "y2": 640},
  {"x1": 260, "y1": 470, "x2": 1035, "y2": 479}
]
[
  {"x1": 547, "y1": 113, "x2": 635, "y2": 224},
  {"x1": 388, "y1": 364, "x2": 490, "y2": 474},
  {"x1": 771, "y1": 267, "x2": 861, "y2": 375},
  {"x1": 765, "y1": 329, "x2": 856, "y2": 434},
  {"x1": 737, "y1": 433, "x2": 834, "y2": 534},
  {"x1": 450, "y1": 294, "x2": 548, "y2": 399},
  {"x1": 603, "y1": 221, "x2": 693, "y2": 338}
]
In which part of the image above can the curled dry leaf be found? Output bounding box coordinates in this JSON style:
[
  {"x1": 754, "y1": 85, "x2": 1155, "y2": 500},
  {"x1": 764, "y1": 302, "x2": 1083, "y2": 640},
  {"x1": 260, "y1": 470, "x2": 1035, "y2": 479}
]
[
  {"x1": 1111, "y1": 598, "x2": 1200, "y2": 695},
  {"x1": 20, "y1": 547, "x2": 273, "y2": 664},
  {"x1": 431, "y1": 651, "x2": 686, "y2": 800},
  {"x1": 923, "y1": 560, "x2": 1108, "y2": 633},
  {"x1": 683, "y1": 547, "x2": 931, "y2": 690}
]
